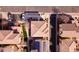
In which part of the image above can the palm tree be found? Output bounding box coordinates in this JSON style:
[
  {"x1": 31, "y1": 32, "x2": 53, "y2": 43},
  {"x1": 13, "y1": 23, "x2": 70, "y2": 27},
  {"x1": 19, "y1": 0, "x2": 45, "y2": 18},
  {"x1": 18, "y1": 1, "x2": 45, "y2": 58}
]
[
  {"x1": 22, "y1": 23, "x2": 29, "y2": 52},
  {"x1": 22, "y1": 24, "x2": 28, "y2": 42}
]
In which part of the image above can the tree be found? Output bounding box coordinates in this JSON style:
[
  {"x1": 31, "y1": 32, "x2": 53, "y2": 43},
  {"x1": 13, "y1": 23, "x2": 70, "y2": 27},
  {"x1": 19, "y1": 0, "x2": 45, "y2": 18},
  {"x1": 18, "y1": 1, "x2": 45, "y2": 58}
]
[
  {"x1": 57, "y1": 14, "x2": 74, "y2": 24},
  {"x1": 22, "y1": 24, "x2": 28, "y2": 42}
]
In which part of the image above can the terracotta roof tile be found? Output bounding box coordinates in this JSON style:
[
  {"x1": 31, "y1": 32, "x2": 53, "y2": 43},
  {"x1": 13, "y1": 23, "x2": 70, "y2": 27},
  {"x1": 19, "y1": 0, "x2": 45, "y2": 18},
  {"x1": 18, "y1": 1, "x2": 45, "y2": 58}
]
[
  {"x1": 60, "y1": 24, "x2": 76, "y2": 31},
  {"x1": 62, "y1": 39, "x2": 74, "y2": 47}
]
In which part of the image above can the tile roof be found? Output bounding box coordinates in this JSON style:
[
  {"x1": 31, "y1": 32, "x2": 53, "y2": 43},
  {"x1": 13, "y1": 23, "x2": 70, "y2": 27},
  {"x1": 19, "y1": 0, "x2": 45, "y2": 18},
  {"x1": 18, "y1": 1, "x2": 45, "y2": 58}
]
[
  {"x1": 0, "y1": 30, "x2": 20, "y2": 44},
  {"x1": 0, "y1": 6, "x2": 79, "y2": 13},
  {"x1": 7, "y1": 33, "x2": 18, "y2": 39},
  {"x1": 76, "y1": 26, "x2": 79, "y2": 32},
  {"x1": 0, "y1": 30, "x2": 11, "y2": 41},
  {"x1": 0, "y1": 6, "x2": 53, "y2": 12},
  {"x1": 0, "y1": 32, "x2": 5, "y2": 41},
  {"x1": 60, "y1": 24, "x2": 77, "y2": 31},
  {"x1": 31, "y1": 21, "x2": 45, "y2": 36},
  {"x1": 0, "y1": 30, "x2": 11, "y2": 37},
  {"x1": 62, "y1": 39, "x2": 75, "y2": 47}
]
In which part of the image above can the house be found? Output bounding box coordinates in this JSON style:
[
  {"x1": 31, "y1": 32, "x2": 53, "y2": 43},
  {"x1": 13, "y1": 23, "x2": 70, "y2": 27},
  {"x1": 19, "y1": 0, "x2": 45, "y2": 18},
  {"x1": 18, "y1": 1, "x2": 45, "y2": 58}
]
[
  {"x1": 0, "y1": 30, "x2": 23, "y2": 52},
  {"x1": 60, "y1": 39, "x2": 76, "y2": 52},
  {"x1": 75, "y1": 26, "x2": 79, "y2": 42},
  {"x1": 60, "y1": 23, "x2": 77, "y2": 38},
  {"x1": 0, "y1": 30, "x2": 21, "y2": 44},
  {"x1": 31, "y1": 21, "x2": 48, "y2": 37},
  {"x1": 30, "y1": 21, "x2": 49, "y2": 52},
  {"x1": 59, "y1": 24, "x2": 77, "y2": 52}
]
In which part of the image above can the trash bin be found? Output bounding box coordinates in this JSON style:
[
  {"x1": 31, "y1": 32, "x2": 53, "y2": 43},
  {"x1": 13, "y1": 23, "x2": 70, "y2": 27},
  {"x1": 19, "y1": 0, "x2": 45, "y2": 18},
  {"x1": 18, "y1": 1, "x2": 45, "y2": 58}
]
[{"x1": 34, "y1": 41, "x2": 40, "y2": 52}]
